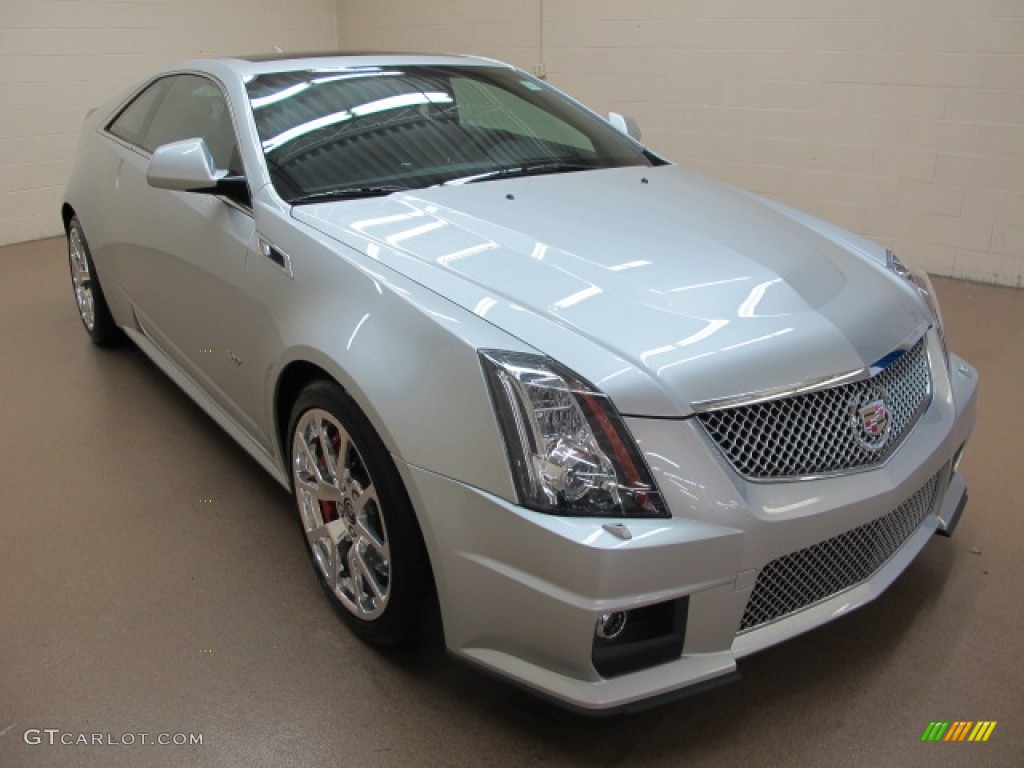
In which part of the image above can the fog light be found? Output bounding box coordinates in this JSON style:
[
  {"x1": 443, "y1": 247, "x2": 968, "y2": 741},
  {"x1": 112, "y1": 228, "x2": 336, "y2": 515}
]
[
  {"x1": 592, "y1": 597, "x2": 688, "y2": 678},
  {"x1": 596, "y1": 611, "x2": 627, "y2": 640}
]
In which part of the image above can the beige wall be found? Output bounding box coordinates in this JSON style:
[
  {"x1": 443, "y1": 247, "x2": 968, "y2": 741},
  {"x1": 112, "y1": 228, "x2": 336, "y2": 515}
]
[
  {"x1": 338, "y1": 0, "x2": 1024, "y2": 287},
  {"x1": 337, "y1": 0, "x2": 542, "y2": 72},
  {"x1": 0, "y1": 0, "x2": 337, "y2": 247}
]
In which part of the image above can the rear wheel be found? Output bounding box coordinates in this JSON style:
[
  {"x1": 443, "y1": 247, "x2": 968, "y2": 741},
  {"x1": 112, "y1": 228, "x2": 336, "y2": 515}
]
[
  {"x1": 67, "y1": 216, "x2": 119, "y2": 345},
  {"x1": 288, "y1": 380, "x2": 431, "y2": 645}
]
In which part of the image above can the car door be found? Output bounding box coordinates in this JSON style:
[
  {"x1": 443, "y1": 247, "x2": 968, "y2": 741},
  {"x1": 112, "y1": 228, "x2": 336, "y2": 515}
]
[{"x1": 107, "y1": 74, "x2": 267, "y2": 444}]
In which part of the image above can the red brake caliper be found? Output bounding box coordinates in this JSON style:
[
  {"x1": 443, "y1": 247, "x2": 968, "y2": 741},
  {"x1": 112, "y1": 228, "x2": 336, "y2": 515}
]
[{"x1": 317, "y1": 428, "x2": 342, "y2": 524}]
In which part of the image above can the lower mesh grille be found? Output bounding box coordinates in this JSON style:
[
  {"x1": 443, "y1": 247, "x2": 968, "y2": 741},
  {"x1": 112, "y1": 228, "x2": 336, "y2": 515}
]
[{"x1": 738, "y1": 472, "x2": 942, "y2": 633}]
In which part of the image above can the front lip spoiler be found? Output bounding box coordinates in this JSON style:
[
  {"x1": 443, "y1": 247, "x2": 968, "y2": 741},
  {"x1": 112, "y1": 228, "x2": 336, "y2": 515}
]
[
  {"x1": 573, "y1": 670, "x2": 741, "y2": 717},
  {"x1": 450, "y1": 647, "x2": 742, "y2": 716}
]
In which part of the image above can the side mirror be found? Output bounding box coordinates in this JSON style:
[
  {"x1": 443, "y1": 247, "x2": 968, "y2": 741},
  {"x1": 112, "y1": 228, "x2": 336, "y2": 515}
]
[
  {"x1": 608, "y1": 112, "x2": 642, "y2": 141},
  {"x1": 147, "y1": 137, "x2": 250, "y2": 205},
  {"x1": 147, "y1": 137, "x2": 224, "y2": 191}
]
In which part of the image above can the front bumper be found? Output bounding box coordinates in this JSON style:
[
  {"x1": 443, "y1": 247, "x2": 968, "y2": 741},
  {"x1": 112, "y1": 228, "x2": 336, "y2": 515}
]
[{"x1": 397, "y1": 351, "x2": 978, "y2": 712}]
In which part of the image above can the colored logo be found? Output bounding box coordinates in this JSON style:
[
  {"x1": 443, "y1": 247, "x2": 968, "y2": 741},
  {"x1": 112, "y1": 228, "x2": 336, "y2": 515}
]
[
  {"x1": 921, "y1": 721, "x2": 997, "y2": 742},
  {"x1": 850, "y1": 387, "x2": 891, "y2": 452}
]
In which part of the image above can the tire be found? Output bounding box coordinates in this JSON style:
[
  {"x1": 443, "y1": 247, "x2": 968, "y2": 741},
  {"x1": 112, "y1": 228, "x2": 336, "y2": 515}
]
[
  {"x1": 287, "y1": 380, "x2": 432, "y2": 646},
  {"x1": 67, "y1": 216, "x2": 120, "y2": 346}
]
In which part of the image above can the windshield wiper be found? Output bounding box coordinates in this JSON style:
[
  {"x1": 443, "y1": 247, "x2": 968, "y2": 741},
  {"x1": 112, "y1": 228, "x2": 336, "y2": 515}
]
[
  {"x1": 288, "y1": 185, "x2": 410, "y2": 204},
  {"x1": 444, "y1": 161, "x2": 597, "y2": 186}
]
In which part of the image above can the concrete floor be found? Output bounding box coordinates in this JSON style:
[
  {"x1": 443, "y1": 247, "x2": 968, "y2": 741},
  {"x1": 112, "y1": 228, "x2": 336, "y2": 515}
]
[{"x1": 1, "y1": 236, "x2": 1021, "y2": 767}]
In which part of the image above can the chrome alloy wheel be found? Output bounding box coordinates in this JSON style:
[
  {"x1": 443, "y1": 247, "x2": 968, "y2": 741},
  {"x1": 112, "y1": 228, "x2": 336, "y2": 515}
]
[
  {"x1": 68, "y1": 225, "x2": 96, "y2": 330},
  {"x1": 292, "y1": 408, "x2": 391, "y2": 619}
]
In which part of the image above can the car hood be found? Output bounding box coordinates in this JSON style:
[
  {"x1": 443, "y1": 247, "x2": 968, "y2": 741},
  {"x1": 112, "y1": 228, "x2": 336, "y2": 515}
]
[{"x1": 292, "y1": 165, "x2": 929, "y2": 417}]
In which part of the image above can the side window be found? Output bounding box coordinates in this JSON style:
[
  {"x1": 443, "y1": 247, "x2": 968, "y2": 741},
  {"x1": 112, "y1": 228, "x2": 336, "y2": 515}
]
[
  {"x1": 106, "y1": 79, "x2": 169, "y2": 147},
  {"x1": 140, "y1": 75, "x2": 243, "y2": 175},
  {"x1": 452, "y1": 77, "x2": 594, "y2": 154}
]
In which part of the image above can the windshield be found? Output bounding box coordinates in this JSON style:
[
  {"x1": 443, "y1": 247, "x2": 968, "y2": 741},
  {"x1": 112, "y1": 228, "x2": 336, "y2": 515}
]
[{"x1": 244, "y1": 64, "x2": 657, "y2": 203}]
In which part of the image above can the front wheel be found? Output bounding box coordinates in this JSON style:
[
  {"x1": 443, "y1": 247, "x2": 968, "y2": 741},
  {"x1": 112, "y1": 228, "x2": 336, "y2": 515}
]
[
  {"x1": 288, "y1": 380, "x2": 432, "y2": 645},
  {"x1": 67, "y1": 216, "x2": 120, "y2": 345}
]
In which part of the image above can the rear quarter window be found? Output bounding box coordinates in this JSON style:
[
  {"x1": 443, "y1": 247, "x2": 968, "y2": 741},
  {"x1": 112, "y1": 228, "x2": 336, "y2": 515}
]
[{"x1": 106, "y1": 79, "x2": 169, "y2": 147}]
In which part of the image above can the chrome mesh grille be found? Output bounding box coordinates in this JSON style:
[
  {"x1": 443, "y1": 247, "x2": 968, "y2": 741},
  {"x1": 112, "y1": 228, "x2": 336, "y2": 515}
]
[
  {"x1": 738, "y1": 472, "x2": 942, "y2": 633},
  {"x1": 697, "y1": 338, "x2": 931, "y2": 479}
]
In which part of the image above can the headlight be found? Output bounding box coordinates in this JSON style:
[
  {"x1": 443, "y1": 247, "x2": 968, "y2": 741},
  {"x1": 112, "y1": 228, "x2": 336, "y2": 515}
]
[
  {"x1": 480, "y1": 350, "x2": 668, "y2": 518},
  {"x1": 887, "y1": 249, "x2": 948, "y2": 363}
]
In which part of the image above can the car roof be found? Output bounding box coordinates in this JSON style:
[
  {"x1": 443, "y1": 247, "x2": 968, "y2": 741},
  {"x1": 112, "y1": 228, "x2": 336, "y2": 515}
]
[
  {"x1": 234, "y1": 50, "x2": 438, "y2": 63},
  {"x1": 170, "y1": 52, "x2": 513, "y2": 80}
]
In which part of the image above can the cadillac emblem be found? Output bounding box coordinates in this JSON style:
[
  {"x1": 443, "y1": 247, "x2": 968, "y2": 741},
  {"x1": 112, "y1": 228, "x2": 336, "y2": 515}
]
[{"x1": 850, "y1": 387, "x2": 892, "y2": 452}]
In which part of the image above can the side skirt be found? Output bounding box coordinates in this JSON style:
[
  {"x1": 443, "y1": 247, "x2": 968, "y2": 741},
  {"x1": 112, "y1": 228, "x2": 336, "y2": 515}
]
[{"x1": 123, "y1": 325, "x2": 291, "y2": 490}]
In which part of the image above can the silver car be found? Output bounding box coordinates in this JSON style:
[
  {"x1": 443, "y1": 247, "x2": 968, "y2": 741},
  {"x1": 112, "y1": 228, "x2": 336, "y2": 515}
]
[{"x1": 63, "y1": 52, "x2": 977, "y2": 712}]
